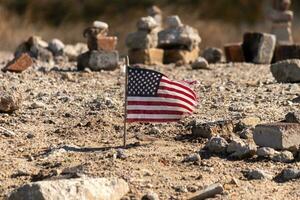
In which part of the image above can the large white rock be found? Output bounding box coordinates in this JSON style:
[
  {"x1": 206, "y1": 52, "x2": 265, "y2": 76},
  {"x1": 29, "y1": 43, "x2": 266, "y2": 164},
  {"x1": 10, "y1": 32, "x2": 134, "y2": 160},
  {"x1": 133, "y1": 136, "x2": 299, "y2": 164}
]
[{"x1": 8, "y1": 177, "x2": 129, "y2": 200}]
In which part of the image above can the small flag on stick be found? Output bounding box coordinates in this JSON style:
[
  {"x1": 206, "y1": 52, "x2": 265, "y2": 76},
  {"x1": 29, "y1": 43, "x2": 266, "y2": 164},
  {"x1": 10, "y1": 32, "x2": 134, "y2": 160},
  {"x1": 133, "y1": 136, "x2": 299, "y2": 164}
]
[{"x1": 125, "y1": 66, "x2": 197, "y2": 123}]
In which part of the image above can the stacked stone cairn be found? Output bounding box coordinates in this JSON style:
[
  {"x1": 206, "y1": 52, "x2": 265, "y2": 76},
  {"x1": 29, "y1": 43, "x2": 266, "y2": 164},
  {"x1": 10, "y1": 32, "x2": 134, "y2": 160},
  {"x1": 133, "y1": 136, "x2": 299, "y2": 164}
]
[
  {"x1": 77, "y1": 21, "x2": 119, "y2": 71},
  {"x1": 126, "y1": 16, "x2": 164, "y2": 65},
  {"x1": 158, "y1": 15, "x2": 201, "y2": 65},
  {"x1": 270, "y1": 0, "x2": 300, "y2": 62},
  {"x1": 269, "y1": 0, "x2": 293, "y2": 45},
  {"x1": 147, "y1": 5, "x2": 163, "y2": 31}
]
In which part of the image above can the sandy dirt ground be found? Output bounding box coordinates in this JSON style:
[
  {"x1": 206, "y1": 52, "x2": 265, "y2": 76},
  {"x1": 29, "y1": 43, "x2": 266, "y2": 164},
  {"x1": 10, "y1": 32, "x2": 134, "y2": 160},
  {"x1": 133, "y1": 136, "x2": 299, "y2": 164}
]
[{"x1": 0, "y1": 52, "x2": 299, "y2": 199}]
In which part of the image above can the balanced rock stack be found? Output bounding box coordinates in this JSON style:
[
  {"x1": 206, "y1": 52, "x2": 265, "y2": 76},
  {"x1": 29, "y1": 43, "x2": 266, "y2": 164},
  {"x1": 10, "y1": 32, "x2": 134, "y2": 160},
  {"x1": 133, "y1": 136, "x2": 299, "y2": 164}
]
[
  {"x1": 269, "y1": 0, "x2": 293, "y2": 44},
  {"x1": 158, "y1": 15, "x2": 201, "y2": 64},
  {"x1": 77, "y1": 21, "x2": 119, "y2": 71},
  {"x1": 126, "y1": 16, "x2": 164, "y2": 65},
  {"x1": 147, "y1": 5, "x2": 162, "y2": 31}
]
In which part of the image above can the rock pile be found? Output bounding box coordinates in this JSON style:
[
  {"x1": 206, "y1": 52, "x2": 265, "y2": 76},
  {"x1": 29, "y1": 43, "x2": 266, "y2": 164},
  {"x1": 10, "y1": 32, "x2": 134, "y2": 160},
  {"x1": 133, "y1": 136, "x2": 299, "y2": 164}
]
[
  {"x1": 269, "y1": 0, "x2": 293, "y2": 44},
  {"x1": 77, "y1": 21, "x2": 119, "y2": 71},
  {"x1": 158, "y1": 15, "x2": 201, "y2": 64},
  {"x1": 126, "y1": 16, "x2": 163, "y2": 65}
]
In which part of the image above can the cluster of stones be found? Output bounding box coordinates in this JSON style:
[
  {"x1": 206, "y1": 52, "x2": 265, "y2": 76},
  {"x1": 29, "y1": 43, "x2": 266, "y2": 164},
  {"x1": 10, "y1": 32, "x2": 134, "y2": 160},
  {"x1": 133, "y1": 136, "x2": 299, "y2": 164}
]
[
  {"x1": 126, "y1": 9, "x2": 164, "y2": 65},
  {"x1": 77, "y1": 21, "x2": 119, "y2": 71},
  {"x1": 191, "y1": 113, "x2": 300, "y2": 162},
  {"x1": 158, "y1": 15, "x2": 201, "y2": 65},
  {"x1": 2, "y1": 36, "x2": 88, "y2": 73},
  {"x1": 126, "y1": 7, "x2": 201, "y2": 65}
]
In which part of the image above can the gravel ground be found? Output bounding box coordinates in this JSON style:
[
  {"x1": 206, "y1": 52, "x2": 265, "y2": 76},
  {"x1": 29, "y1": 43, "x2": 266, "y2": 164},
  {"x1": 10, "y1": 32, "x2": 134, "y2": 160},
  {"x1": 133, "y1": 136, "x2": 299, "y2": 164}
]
[{"x1": 0, "y1": 52, "x2": 299, "y2": 199}]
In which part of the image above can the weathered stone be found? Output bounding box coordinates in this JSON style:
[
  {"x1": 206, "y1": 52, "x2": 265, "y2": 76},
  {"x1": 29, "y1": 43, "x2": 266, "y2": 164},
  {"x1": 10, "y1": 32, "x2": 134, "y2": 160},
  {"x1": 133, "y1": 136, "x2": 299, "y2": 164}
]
[
  {"x1": 273, "y1": 44, "x2": 300, "y2": 62},
  {"x1": 224, "y1": 43, "x2": 245, "y2": 63},
  {"x1": 93, "y1": 21, "x2": 109, "y2": 30},
  {"x1": 8, "y1": 177, "x2": 129, "y2": 200},
  {"x1": 257, "y1": 147, "x2": 277, "y2": 158},
  {"x1": 77, "y1": 50, "x2": 119, "y2": 71},
  {"x1": 188, "y1": 183, "x2": 223, "y2": 200},
  {"x1": 165, "y1": 15, "x2": 182, "y2": 28},
  {"x1": 147, "y1": 6, "x2": 162, "y2": 27},
  {"x1": 64, "y1": 43, "x2": 88, "y2": 61},
  {"x1": 191, "y1": 57, "x2": 209, "y2": 70},
  {"x1": 235, "y1": 117, "x2": 261, "y2": 131},
  {"x1": 205, "y1": 136, "x2": 229, "y2": 154},
  {"x1": 227, "y1": 137, "x2": 257, "y2": 159},
  {"x1": 164, "y1": 48, "x2": 199, "y2": 64},
  {"x1": 48, "y1": 38, "x2": 65, "y2": 56},
  {"x1": 158, "y1": 24, "x2": 201, "y2": 51},
  {"x1": 96, "y1": 36, "x2": 118, "y2": 52},
  {"x1": 269, "y1": 10, "x2": 293, "y2": 23},
  {"x1": 277, "y1": 168, "x2": 300, "y2": 182},
  {"x1": 2, "y1": 53, "x2": 33, "y2": 73},
  {"x1": 244, "y1": 169, "x2": 273, "y2": 180},
  {"x1": 15, "y1": 36, "x2": 53, "y2": 62},
  {"x1": 242, "y1": 32, "x2": 276, "y2": 64},
  {"x1": 202, "y1": 47, "x2": 223, "y2": 64},
  {"x1": 126, "y1": 30, "x2": 158, "y2": 49},
  {"x1": 183, "y1": 153, "x2": 201, "y2": 163},
  {"x1": 273, "y1": 0, "x2": 291, "y2": 11},
  {"x1": 271, "y1": 23, "x2": 293, "y2": 44},
  {"x1": 272, "y1": 150, "x2": 294, "y2": 162},
  {"x1": 128, "y1": 48, "x2": 163, "y2": 65},
  {"x1": 254, "y1": 123, "x2": 300, "y2": 150},
  {"x1": 0, "y1": 88, "x2": 22, "y2": 113},
  {"x1": 142, "y1": 191, "x2": 160, "y2": 200},
  {"x1": 270, "y1": 59, "x2": 300, "y2": 83},
  {"x1": 192, "y1": 120, "x2": 234, "y2": 138},
  {"x1": 238, "y1": 128, "x2": 253, "y2": 140},
  {"x1": 137, "y1": 16, "x2": 158, "y2": 31},
  {"x1": 285, "y1": 111, "x2": 300, "y2": 123}
]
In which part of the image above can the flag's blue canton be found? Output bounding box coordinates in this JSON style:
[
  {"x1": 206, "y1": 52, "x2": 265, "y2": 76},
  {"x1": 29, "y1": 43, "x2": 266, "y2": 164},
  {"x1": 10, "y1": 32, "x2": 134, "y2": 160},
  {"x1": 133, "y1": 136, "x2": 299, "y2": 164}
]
[{"x1": 127, "y1": 67, "x2": 163, "y2": 97}]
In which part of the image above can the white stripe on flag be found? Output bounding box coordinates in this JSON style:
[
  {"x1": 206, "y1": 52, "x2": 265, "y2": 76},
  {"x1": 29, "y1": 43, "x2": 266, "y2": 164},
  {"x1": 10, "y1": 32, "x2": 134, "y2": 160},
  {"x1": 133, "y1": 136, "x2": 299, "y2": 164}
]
[
  {"x1": 160, "y1": 80, "x2": 195, "y2": 98},
  {"x1": 127, "y1": 105, "x2": 191, "y2": 113},
  {"x1": 127, "y1": 96, "x2": 195, "y2": 111},
  {"x1": 127, "y1": 114, "x2": 182, "y2": 119},
  {"x1": 157, "y1": 89, "x2": 197, "y2": 105}
]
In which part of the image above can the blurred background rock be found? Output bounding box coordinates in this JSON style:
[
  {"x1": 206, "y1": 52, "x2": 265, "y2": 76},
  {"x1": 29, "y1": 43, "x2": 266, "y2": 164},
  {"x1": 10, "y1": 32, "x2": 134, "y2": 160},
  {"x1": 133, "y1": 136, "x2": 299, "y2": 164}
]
[{"x1": 0, "y1": 0, "x2": 300, "y2": 54}]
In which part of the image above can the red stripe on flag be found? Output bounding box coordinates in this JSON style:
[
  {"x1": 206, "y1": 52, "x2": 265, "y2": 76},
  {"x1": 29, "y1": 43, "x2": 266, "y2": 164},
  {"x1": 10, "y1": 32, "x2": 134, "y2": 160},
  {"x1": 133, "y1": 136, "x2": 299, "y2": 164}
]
[
  {"x1": 158, "y1": 94, "x2": 196, "y2": 107},
  {"x1": 159, "y1": 86, "x2": 196, "y2": 101},
  {"x1": 127, "y1": 110, "x2": 184, "y2": 115},
  {"x1": 161, "y1": 78, "x2": 197, "y2": 97},
  {"x1": 127, "y1": 118, "x2": 181, "y2": 123}
]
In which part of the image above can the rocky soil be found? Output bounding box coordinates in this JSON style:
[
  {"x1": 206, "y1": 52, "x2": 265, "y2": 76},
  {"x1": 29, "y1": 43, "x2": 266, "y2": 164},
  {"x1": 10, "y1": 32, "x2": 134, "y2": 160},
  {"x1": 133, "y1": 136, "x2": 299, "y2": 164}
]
[{"x1": 0, "y1": 51, "x2": 299, "y2": 199}]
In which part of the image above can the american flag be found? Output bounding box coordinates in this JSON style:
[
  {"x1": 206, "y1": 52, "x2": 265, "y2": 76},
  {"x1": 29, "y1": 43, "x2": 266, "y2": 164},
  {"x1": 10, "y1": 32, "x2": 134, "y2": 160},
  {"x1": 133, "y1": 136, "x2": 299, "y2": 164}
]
[{"x1": 126, "y1": 66, "x2": 197, "y2": 123}]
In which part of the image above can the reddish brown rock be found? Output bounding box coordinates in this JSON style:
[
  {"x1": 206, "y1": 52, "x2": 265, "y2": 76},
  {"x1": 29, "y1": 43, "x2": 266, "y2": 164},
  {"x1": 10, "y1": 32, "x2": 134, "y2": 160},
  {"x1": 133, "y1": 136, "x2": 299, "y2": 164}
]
[
  {"x1": 163, "y1": 48, "x2": 199, "y2": 64},
  {"x1": 96, "y1": 36, "x2": 118, "y2": 52},
  {"x1": 3, "y1": 54, "x2": 33, "y2": 73},
  {"x1": 224, "y1": 43, "x2": 245, "y2": 63},
  {"x1": 128, "y1": 48, "x2": 163, "y2": 65},
  {"x1": 273, "y1": 44, "x2": 300, "y2": 62}
]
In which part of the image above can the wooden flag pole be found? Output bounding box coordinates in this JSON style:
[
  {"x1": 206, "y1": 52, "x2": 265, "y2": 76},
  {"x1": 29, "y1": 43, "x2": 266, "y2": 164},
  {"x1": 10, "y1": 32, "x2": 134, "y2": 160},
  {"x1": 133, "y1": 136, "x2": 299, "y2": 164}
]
[{"x1": 123, "y1": 56, "x2": 129, "y2": 147}]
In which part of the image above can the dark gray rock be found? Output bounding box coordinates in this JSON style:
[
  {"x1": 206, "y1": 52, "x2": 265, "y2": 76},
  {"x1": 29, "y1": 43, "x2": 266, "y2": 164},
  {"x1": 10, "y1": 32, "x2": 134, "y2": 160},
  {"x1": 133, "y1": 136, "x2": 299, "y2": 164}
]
[
  {"x1": 77, "y1": 51, "x2": 119, "y2": 71},
  {"x1": 271, "y1": 59, "x2": 300, "y2": 83},
  {"x1": 285, "y1": 111, "x2": 300, "y2": 123},
  {"x1": 242, "y1": 32, "x2": 276, "y2": 64},
  {"x1": 202, "y1": 47, "x2": 223, "y2": 64}
]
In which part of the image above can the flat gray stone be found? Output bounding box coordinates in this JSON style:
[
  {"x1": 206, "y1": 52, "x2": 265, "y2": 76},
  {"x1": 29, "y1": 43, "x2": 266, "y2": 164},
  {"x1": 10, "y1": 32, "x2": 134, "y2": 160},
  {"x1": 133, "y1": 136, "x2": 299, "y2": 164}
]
[
  {"x1": 253, "y1": 123, "x2": 300, "y2": 150},
  {"x1": 8, "y1": 177, "x2": 129, "y2": 200},
  {"x1": 188, "y1": 183, "x2": 223, "y2": 200},
  {"x1": 271, "y1": 59, "x2": 300, "y2": 83},
  {"x1": 77, "y1": 51, "x2": 119, "y2": 71}
]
